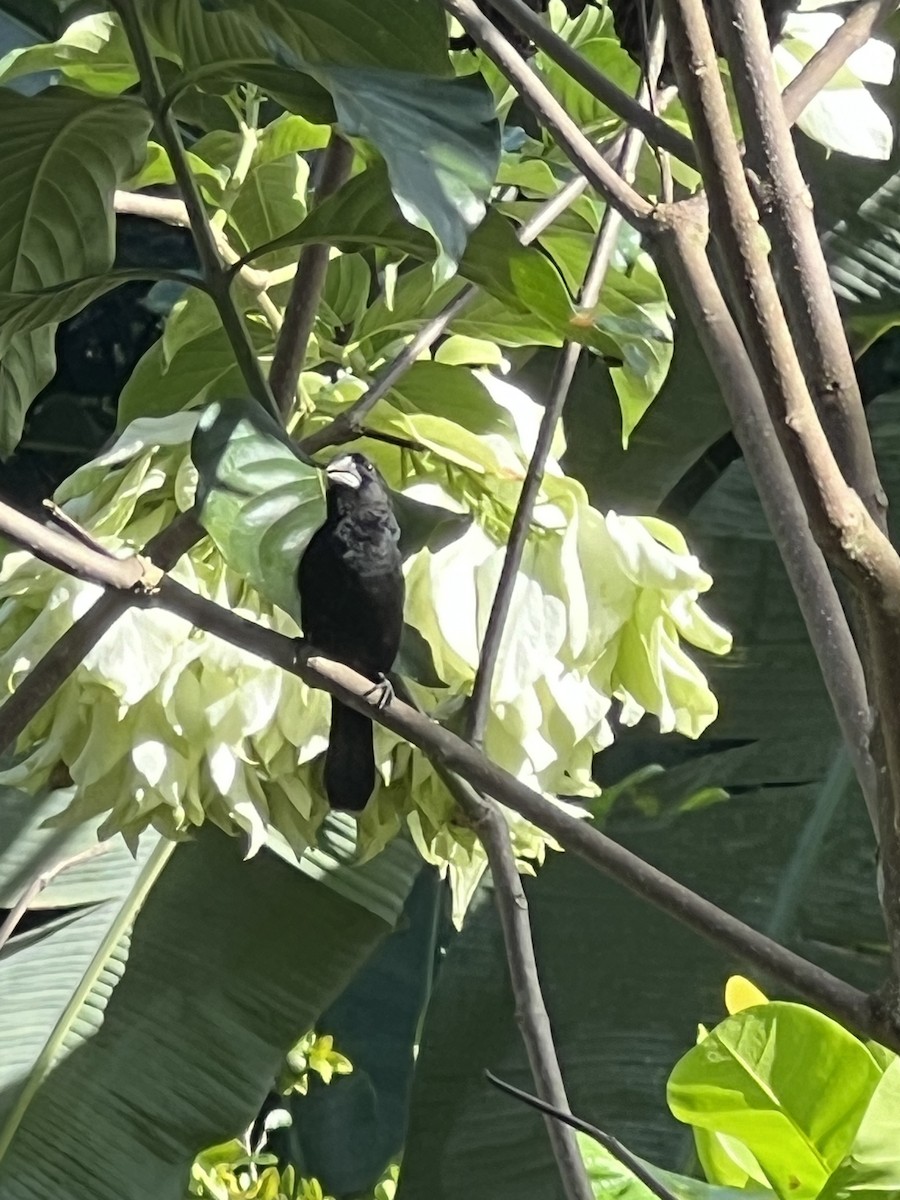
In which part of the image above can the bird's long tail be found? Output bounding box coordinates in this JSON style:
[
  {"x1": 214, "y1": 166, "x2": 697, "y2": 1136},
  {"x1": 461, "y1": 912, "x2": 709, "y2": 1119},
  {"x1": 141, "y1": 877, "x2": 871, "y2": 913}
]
[{"x1": 324, "y1": 699, "x2": 376, "y2": 812}]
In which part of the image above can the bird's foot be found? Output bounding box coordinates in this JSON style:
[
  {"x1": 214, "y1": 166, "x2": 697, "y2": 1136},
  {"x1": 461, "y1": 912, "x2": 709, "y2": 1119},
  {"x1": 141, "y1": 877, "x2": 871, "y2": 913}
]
[{"x1": 364, "y1": 673, "x2": 395, "y2": 710}]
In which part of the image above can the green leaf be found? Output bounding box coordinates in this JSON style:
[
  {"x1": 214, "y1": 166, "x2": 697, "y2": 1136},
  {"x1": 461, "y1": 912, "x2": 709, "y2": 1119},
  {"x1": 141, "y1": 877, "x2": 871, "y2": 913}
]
[
  {"x1": 0, "y1": 825, "x2": 420, "y2": 1200},
  {"x1": 251, "y1": 166, "x2": 588, "y2": 347},
  {"x1": 202, "y1": 0, "x2": 451, "y2": 75},
  {"x1": 143, "y1": 0, "x2": 336, "y2": 125},
  {"x1": 316, "y1": 66, "x2": 500, "y2": 282},
  {"x1": 191, "y1": 396, "x2": 325, "y2": 624},
  {"x1": 818, "y1": 1059, "x2": 900, "y2": 1199},
  {"x1": 0, "y1": 13, "x2": 138, "y2": 94},
  {"x1": 0, "y1": 88, "x2": 151, "y2": 452},
  {"x1": 667, "y1": 1003, "x2": 882, "y2": 1199},
  {"x1": 116, "y1": 325, "x2": 254, "y2": 428},
  {"x1": 0, "y1": 787, "x2": 149, "y2": 909},
  {"x1": 576, "y1": 1132, "x2": 774, "y2": 1200},
  {"x1": 0, "y1": 270, "x2": 174, "y2": 348}
]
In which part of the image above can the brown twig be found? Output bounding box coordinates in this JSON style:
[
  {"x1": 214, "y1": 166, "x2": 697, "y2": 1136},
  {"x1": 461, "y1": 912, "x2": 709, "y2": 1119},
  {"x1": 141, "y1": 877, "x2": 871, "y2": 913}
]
[
  {"x1": 446, "y1": 774, "x2": 593, "y2": 1200},
  {"x1": 268, "y1": 134, "x2": 355, "y2": 418},
  {"x1": 481, "y1": 0, "x2": 696, "y2": 168},
  {"x1": 466, "y1": 17, "x2": 667, "y2": 748},
  {"x1": 441, "y1": 0, "x2": 654, "y2": 228},
  {"x1": 486, "y1": 1072, "x2": 679, "y2": 1200}
]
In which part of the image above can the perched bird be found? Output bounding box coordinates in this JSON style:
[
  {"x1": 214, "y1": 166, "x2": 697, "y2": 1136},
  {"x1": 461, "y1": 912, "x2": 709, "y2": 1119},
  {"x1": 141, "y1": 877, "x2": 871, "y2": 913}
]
[{"x1": 298, "y1": 452, "x2": 405, "y2": 812}]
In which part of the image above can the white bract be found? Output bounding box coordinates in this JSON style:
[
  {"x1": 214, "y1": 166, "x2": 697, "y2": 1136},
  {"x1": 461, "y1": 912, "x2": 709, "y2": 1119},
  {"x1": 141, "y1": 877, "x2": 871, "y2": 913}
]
[
  {"x1": 0, "y1": 379, "x2": 730, "y2": 918},
  {"x1": 775, "y1": 11, "x2": 895, "y2": 160}
]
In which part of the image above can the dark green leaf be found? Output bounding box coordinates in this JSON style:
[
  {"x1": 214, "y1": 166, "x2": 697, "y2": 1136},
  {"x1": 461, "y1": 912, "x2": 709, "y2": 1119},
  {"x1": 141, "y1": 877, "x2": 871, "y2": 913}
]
[{"x1": 191, "y1": 396, "x2": 325, "y2": 624}]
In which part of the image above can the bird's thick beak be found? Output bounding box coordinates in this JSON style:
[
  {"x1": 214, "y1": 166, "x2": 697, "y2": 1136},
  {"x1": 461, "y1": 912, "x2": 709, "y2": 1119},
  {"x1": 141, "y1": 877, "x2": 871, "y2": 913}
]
[{"x1": 324, "y1": 454, "x2": 362, "y2": 490}]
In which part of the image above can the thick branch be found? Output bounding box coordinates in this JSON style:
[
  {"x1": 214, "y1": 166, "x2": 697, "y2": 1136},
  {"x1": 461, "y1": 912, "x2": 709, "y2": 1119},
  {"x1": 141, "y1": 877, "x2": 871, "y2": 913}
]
[
  {"x1": 658, "y1": 218, "x2": 877, "y2": 830},
  {"x1": 113, "y1": 2, "x2": 278, "y2": 419},
  {"x1": 268, "y1": 134, "x2": 355, "y2": 418},
  {"x1": 0, "y1": 498, "x2": 890, "y2": 1047},
  {"x1": 448, "y1": 776, "x2": 593, "y2": 1200},
  {"x1": 441, "y1": 0, "x2": 654, "y2": 228},
  {"x1": 719, "y1": 0, "x2": 887, "y2": 529},
  {"x1": 660, "y1": 0, "x2": 900, "y2": 597},
  {"x1": 0, "y1": 512, "x2": 202, "y2": 750}
]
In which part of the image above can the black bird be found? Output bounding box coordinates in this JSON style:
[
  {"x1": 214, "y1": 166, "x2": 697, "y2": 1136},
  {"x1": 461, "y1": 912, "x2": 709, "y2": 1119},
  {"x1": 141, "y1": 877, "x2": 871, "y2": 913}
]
[{"x1": 298, "y1": 452, "x2": 405, "y2": 812}]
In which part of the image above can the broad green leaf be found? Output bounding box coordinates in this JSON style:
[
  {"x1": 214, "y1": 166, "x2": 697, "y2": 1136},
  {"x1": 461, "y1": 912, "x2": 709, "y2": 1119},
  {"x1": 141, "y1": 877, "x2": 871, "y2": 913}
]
[
  {"x1": 0, "y1": 12, "x2": 137, "y2": 94},
  {"x1": 667, "y1": 1003, "x2": 882, "y2": 1200},
  {"x1": 116, "y1": 325, "x2": 254, "y2": 428},
  {"x1": 577, "y1": 1131, "x2": 774, "y2": 1200},
  {"x1": 818, "y1": 1059, "x2": 900, "y2": 1200},
  {"x1": 275, "y1": 868, "x2": 441, "y2": 1194},
  {"x1": 315, "y1": 66, "x2": 500, "y2": 282},
  {"x1": 0, "y1": 788, "x2": 156, "y2": 909},
  {"x1": 202, "y1": 0, "x2": 451, "y2": 75},
  {"x1": 251, "y1": 166, "x2": 600, "y2": 348},
  {"x1": 0, "y1": 825, "x2": 420, "y2": 1200},
  {"x1": 0, "y1": 270, "x2": 172, "y2": 348},
  {"x1": 0, "y1": 88, "x2": 151, "y2": 451},
  {"x1": 142, "y1": 0, "x2": 336, "y2": 125},
  {"x1": 0, "y1": 833, "x2": 171, "y2": 1154},
  {"x1": 191, "y1": 396, "x2": 325, "y2": 624}
]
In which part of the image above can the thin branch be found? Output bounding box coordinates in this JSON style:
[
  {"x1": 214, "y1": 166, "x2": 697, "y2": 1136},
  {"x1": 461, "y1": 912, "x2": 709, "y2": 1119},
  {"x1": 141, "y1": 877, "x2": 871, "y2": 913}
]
[
  {"x1": 0, "y1": 843, "x2": 110, "y2": 955},
  {"x1": 446, "y1": 774, "x2": 593, "y2": 1200},
  {"x1": 720, "y1": 0, "x2": 887, "y2": 529},
  {"x1": 299, "y1": 173, "x2": 590, "y2": 457},
  {"x1": 42, "y1": 501, "x2": 118, "y2": 558},
  {"x1": 268, "y1": 134, "x2": 355, "y2": 418},
  {"x1": 441, "y1": 0, "x2": 654, "y2": 228},
  {"x1": 0, "y1": 512, "x2": 202, "y2": 751},
  {"x1": 658, "y1": 221, "x2": 878, "y2": 832},
  {"x1": 0, "y1": 499, "x2": 889, "y2": 1046},
  {"x1": 482, "y1": 0, "x2": 696, "y2": 168},
  {"x1": 112, "y1": 2, "x2": 278, "y2": 419},
  {"x1": 782, "y1": 0, "x2": 899, "y2": 125},
  {"x1": 466, "y1": 20, "x2": 666, "y2": 747},
  {"x1": 486, "y1": 1072, "x2": 679, "y2": 1200}
]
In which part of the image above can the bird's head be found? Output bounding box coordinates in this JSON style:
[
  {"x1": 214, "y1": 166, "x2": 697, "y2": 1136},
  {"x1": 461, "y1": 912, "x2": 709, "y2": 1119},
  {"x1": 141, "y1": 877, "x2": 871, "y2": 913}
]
[{"x1": 324, "y1": 452, "x2": 381, "y2": 493}]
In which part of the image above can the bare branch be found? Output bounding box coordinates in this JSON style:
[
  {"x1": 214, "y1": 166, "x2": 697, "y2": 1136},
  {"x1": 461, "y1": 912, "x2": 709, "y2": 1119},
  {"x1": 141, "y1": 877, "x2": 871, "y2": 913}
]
[
  {"x1": 659, "y1": 0, "x2": 900, "y2": 596},
  {"x1": 481, "y1": 0, "x2": 696, "y2": 168},
  {"x1": 268, "y1": 134, "x2": 355, "y2": 418},
  {"x1": 659, "y1": 221, "x2": 878, "y2": 832},
  {"x1": 720, "y1": 0, "x2": 887, "y2": 529},
  {"x1": 440, "y1": 0, "x2": 654, "y2": 228},
  {"x1": 445, "y1": 774, "x2": 593, "y2": 1200},
  {"x1": 112, "y1": 2, "x2": 278, "y2": 419},
  {"x1": 467, "y1": 23, "x2": 667, "y2": 747},
  {"x1": 486, "y1": 1072, "x2": 679, "y2": 1200}
]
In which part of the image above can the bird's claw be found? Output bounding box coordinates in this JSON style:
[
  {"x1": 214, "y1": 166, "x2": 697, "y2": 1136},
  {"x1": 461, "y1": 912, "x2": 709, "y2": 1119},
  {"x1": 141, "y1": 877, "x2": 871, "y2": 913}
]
[{"x1": 364, "y1": 673, "x2": 394, "y2": 710}]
